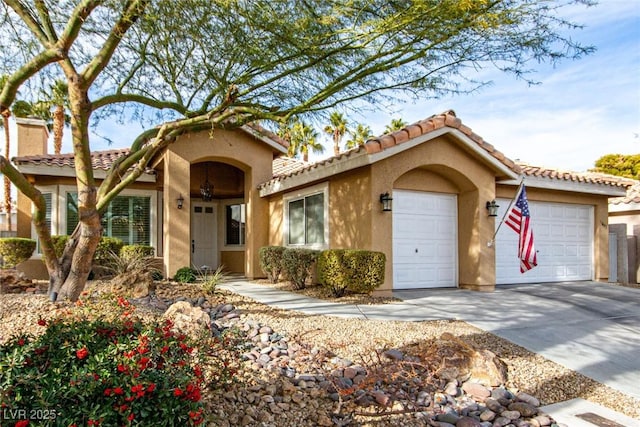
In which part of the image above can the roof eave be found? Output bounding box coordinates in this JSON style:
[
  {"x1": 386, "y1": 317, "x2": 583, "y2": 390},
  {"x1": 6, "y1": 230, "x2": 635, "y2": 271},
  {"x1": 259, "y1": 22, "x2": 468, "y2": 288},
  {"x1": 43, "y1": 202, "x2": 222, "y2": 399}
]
[
  {"x1": 498, "y1": 175, "x2": 628, "y2": 197},
  {"x1": 15, "y1": 164, "x2": 157, "y2": 183},
  {"x1": 240, "y1": 125, "x2": 288, "y2": 155}
]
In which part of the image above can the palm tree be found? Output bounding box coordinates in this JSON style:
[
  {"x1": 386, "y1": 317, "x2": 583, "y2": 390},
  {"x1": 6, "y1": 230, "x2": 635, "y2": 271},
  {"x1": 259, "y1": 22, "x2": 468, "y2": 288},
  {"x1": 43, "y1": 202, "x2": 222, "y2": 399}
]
[
  {"x1": 291, "y1": 120, "x2": 324, "y2": 162},
  {"x1": 323, "y1": 111, "x2": 348, "y2": 156},
  {"x1": 345, "y1": 123, "x2": 374, "y2": 149},
  {"x1": 49, "y1": 80, "x2": 70, "y2": 154},
  {"x1": 384, "y1": 117, "x2": 407, "y2": 133}
]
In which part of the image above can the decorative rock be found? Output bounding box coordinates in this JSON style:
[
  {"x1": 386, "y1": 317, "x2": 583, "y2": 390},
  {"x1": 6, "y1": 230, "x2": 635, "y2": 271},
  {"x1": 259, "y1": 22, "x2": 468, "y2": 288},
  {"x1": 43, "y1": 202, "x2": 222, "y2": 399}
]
[
  {"x1": 162, "y1": 301, "x2": 210, "y2": 337},
  {"x1": 508, "y1": 402, "x2": 538, "y2": 418},
  {"x1": 516, "y1": 392, "x2": 540, "y2": 407},
  {"x1": 480, "y1": 410, "x2": 496, "y2": 422},
  {"x1": 436, "y1": 411, "x2": 460, "y2": 424},
  {"x1": 422, "y1": 333, "x2": 507, "y2": 387},
  {"x1": 445, "y1": 381, "x2": 461, "y2": 396},
  {"x1": 501, "y1": 410, "x2": 521, "y2": 420},
  {"x1": 456, "y1": 416, "x2": 483, "y2": 427},
  {"x1": 485, "y1": 398, "x2": 505, "y2": 413},
  {"x1": 371, "y1": 390, "x2": 391, "y2": 406},
  {"x1": 383, "y1": 348, "x2": 404, "y2": 360},
  {"x1": 462, "y1": 382, "x2": 491, "y2": 401},
  {"x1": 110, "y1": 271, "x2": 155, "y2": 298},
  {"x1": 492, "y1": 416, "x2": 512, "y2": 427}
]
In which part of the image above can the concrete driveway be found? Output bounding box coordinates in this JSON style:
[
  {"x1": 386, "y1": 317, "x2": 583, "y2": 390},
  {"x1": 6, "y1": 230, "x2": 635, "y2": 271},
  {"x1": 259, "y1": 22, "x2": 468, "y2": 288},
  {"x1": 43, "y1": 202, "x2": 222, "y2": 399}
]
[{"x1": 394, "y1": 281, "x2": 640, "y2": 399}]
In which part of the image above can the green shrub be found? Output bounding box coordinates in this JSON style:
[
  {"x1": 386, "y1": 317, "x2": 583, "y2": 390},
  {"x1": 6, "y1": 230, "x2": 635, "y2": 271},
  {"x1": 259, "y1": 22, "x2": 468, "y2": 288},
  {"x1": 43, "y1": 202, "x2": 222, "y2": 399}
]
[
  {"x1": 318, "y1": 249, "x2": 386, "y2": 297},
  {"x1": 282, "y1": 248, "x2": 319, "y2": 290},
  {"x1": 94, "y1": 236, "x2": 124, "y2": 266},
  {"x1": 121, "y1": 245, "x2": 155, "y2": 259},
  {"x1": 0, "y1": 294, "x2": 240, "y2": 426},
  {"x1": 259, "y1": 246, "x2": 286, "y2": 283},
  {"x1": 51, "y1": 235, "x2": 69, "y2": 258},
  {"x1": 105, "y1": 249, "x2": 162, "y2": 277},
  {"x1": 0, "y1": 238, "x2": 36, "y2": 269},
  {"x1": 175, "y1": 266, "x2": 197, "y2": 283}
]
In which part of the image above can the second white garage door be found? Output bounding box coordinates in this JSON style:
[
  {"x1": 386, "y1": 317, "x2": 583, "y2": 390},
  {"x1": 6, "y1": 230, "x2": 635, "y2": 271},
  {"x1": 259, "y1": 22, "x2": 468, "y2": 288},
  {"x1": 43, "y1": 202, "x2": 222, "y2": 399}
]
[
  {"x1": 393, "y1": 190, "x2": 457, "y2": 289},
  {"x1": 495, "y1": 199, "x2": 593, "y2": 284}
]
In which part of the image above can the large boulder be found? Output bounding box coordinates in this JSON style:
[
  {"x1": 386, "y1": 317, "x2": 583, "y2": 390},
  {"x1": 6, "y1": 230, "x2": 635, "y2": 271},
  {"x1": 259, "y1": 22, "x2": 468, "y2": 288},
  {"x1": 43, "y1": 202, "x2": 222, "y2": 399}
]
[
  {"x1": 110, "y1": 271, "x2": 156, "y2": 298},
  {"x1": 0, "y1": 270, "x2": 34, "y2": 294},
  {"x1": 162, "y1": 301, "x2": 211, "y2": 337},
  {"x1": 422, "y1": 332, "x2": 507, "y2": 387}
]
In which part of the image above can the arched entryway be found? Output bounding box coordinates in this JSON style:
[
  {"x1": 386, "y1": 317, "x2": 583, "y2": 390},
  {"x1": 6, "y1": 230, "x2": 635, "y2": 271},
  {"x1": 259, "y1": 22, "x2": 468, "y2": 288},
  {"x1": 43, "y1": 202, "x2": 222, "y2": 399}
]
[{"x1": 189, "y1": 161, "x2": 246, "y2": 273}]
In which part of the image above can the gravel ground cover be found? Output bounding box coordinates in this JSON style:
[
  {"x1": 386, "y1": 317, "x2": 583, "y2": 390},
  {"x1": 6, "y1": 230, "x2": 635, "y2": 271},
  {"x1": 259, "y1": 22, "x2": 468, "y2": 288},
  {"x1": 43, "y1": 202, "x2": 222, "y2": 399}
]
[{"x1": 1, "y1": 281, "x2": 638, "y2": 425}]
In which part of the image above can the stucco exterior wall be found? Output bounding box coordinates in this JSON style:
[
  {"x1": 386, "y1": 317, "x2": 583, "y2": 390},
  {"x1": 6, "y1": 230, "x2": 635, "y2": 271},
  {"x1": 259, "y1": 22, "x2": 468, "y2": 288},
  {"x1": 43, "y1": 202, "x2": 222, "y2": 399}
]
[
  {"x1": 328, "y1": 168, "x2": 372, "y2": 249},
  {"x1": 371, "y1": 134, "x2": 499, "y2": 293},
  {"x1": 163, "y1": 129, "x2": 275, "y2": 279},
  {"x1": 496, "y1": 184, "x2": 611, "y2": 282}
]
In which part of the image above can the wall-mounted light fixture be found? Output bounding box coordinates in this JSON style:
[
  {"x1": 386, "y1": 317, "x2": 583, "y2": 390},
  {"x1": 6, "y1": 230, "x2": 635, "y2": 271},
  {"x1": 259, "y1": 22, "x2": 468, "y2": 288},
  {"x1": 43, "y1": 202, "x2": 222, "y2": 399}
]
[
  {"x1": 486, "y1": 200, "x2": 499, "y2": 217},
  {"x1": 380, "y1": 192, "x2": 393, "y2": 212},
  {"x1": 177, "y1": 194, "x2": 184, "y2": 210}
]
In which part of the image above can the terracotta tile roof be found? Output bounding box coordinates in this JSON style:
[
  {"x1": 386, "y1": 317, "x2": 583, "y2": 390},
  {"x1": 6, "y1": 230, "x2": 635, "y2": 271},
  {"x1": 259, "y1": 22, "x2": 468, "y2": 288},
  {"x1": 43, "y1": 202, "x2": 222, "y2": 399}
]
[
  {"x1": 610, "y1": 181, "x2": 640, "y2": 205},
  {"x1": 272, "y1": 156, "x2": 308, "y2": 178},
  {"x1": 265, "y1": 110, "x2": 520, "y2": 186},
  {"x1": 517, "y1": 163, "x2": 635, "y2": 189},
  {"x1": 362, "y1": 110, "x2": 520, "y2": 172},
  {"x1": 13, "y1": 149, "x2": 132, "y2": 171}
]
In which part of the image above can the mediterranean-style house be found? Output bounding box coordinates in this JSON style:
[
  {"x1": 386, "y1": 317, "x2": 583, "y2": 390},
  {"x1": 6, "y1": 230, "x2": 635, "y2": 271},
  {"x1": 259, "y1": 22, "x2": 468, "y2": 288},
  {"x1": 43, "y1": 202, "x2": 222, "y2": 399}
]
[{"x1": 11, "y1": 112, "x2": 632, "y2": 294}]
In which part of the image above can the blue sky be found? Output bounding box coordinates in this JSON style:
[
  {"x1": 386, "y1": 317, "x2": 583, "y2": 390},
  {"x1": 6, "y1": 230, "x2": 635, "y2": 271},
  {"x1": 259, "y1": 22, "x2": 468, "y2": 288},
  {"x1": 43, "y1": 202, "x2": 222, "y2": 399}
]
[
  {"x1": 3, "y1": 0, "x2": 639, "y2": 176},
  {"x1": 360, "y1": 0, "x2": 640, "y2": 172}
]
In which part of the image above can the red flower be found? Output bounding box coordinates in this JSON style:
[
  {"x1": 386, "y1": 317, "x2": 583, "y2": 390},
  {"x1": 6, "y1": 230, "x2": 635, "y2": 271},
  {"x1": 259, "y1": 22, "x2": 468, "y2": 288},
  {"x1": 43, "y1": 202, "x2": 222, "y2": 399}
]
[
  {"x1": 104, "y1": 388, "x2": 112, "y2": 396},
  {"x1": 137, "y1": 357, "x2": 150, "y2": 370},
  {"x1": 127, "y1": 413, "x2": 135, "y2": 422},
  {"x1": 117, "y1": 364, "x2": 127, "y2": 373},
  {"x1": 146, "y1": 383, "x2": 156, "y2": 393},
  {"x1": 161, "y1": 345, "x2": 169, "y2": 354},
  {"x1": 113, "y1": 387, "x2": 124, "y2": 395},
  {"x1": 37, "y1": 318, "x2": 47, "y2": 327},
  {"x1": 17, "y1": 338, "x2": 25, "y2": 346},
  {"x1": 76, "y1": 347, "x2": 89, "y2": 360},
  {"x1": 173, "y1": 388, "x2": 183, "y2": 397},
  {"x1": 14, "y1": 420, "x2": 29, "y2": 427}
]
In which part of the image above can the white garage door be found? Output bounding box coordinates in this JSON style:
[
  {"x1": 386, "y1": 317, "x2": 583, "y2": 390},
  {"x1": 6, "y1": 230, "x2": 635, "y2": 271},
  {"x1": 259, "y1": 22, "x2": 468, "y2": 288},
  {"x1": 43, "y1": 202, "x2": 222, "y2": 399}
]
[
  {"x1": 393, "y1": 191, "x2": 457, "y2": 289},
  {"x1": 495, "y1": 199, "x2": 593, "y2": 284}
]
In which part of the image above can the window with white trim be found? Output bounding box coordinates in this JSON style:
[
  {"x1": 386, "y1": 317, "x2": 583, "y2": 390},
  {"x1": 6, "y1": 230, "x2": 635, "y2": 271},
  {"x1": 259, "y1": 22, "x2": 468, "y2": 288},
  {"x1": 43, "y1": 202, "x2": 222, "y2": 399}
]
[
  {"x1": 225, "y1": 203, "x2": 246, "y2": 246},
  {"x1": 285, "y1": 185, "x2": 328, "y2": 248},
  {"x1": 66, "y1": 193, "x2": 151, "y2": 246}
]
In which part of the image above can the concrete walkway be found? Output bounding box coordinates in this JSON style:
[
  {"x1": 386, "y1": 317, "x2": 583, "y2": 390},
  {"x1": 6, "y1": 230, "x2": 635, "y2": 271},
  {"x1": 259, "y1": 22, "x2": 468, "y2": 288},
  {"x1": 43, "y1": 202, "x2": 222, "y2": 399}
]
[{"x1": 220, "y1": 280, "x2": 640, "y2": 401}]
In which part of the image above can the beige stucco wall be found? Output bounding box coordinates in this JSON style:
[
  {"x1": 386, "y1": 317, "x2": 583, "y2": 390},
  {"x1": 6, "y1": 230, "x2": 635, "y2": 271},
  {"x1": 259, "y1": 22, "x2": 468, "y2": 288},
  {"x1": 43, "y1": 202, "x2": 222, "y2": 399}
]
[
  {"x1": 371, "y1": 135, "x2": 498, "y2": 293},
  {"x1": 497, "y1": 184, "x2": 611, "y2": 282},
  {"x1": 609, "y1": 211, "x2": 640, "y2": 236},
  {"x1": 162, "y1": 129, "x2": 275, "y2": 279}
]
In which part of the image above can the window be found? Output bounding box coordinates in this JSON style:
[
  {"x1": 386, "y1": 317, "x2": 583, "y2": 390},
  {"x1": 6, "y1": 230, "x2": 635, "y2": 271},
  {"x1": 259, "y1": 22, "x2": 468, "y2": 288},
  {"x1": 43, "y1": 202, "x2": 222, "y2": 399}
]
[
  {"x1": 226, "y1": 204, "x2": 245, "y2": 246},
  {"x1": 286, "y1": 190, "x2": 326, "y2": 247},
  {"x1": 36, "y1": 193, "x2": 53, "y2": 254},
  {"x1": 66, "y1": 193, "x2": 151, "y2": 246}
]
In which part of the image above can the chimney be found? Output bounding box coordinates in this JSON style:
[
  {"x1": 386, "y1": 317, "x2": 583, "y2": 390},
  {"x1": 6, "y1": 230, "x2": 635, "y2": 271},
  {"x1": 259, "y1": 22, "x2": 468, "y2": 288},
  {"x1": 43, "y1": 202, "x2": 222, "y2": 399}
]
[{"x1": 16, "y1": 117, "x2": 49, "y2": 157}]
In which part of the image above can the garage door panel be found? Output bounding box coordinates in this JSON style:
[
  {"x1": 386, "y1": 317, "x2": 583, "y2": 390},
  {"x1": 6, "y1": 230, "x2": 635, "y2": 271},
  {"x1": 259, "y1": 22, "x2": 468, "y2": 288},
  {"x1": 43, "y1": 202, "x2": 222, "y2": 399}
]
[
  {"x1": 393, "y1": 191, "x2": 457, "y2": 289},
  {"x1": 496, "y1": 199, "x2": 593, "y2": 284}
]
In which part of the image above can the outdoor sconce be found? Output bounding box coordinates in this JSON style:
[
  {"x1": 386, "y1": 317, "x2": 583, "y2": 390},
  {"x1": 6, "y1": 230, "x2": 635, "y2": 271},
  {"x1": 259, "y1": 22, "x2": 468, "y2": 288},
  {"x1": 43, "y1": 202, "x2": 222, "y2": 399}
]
[
  {"x1": 177, "y1": 194, "x2": 184, "y2": 210},
  {"x1": 380, "y1": 192, "x2": 393, "y2": 212},
  {"x1": 486, "y1": 200, "x2": 499, "y2": 217}
]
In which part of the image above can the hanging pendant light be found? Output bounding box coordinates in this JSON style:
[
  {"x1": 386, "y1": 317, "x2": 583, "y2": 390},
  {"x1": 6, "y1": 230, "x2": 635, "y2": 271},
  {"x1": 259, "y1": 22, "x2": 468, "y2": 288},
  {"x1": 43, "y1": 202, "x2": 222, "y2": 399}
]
[{"x1": 200, "y1": 163, "x2": 213, "y2": 201}]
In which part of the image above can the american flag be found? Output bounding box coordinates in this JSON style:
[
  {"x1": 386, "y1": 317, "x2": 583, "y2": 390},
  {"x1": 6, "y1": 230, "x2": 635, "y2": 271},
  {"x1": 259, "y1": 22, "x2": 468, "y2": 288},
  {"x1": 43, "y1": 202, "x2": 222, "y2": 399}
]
[{"x1": 505, "y1": 185, "x2": 537, "y2": 273}]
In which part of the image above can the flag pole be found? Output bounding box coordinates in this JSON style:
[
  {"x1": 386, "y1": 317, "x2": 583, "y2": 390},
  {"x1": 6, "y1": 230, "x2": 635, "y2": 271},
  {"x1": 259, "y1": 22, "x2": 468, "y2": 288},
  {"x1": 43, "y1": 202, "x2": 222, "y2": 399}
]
[{"x1": 488, "y1": 178, "x2": 525, "y2": 247}]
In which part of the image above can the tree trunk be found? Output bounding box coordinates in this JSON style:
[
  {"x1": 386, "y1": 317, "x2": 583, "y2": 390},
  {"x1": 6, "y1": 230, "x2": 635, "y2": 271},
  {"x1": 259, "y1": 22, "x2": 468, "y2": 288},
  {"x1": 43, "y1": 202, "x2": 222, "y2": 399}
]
[
  {"x1": 53, "y1": 105, "x2": 64, "y2": 154},
  {"x1": 2, "y1": 113, "x2": 10, "y2": 232},
  {"x1": 56, "y1": 216, "x2": 101, "y2": 301}
]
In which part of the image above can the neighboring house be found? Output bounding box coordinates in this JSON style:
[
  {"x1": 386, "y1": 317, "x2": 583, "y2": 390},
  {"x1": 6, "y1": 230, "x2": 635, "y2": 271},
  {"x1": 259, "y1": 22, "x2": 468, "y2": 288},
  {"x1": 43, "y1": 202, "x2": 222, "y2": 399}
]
[
  {"x1": 609, "y1": 181, "x2": 640, "y2": 284},
  {"x1": 12, "y1": 112, "x2": 631, "y2": 294}
]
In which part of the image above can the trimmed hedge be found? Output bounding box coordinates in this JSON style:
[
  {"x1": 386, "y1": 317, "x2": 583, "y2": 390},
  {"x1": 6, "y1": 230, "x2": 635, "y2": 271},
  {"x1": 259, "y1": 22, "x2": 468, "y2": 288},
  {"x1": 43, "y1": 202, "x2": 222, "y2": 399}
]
[
  {"x1": 94, "y1": 237, "x2": 124, "y2": 266},
  {"x1": 259, "y1": 246, "x2": 286, "y2": 283},
  {"x1": 51, "y1": 235, "x2": 69, "y2": 258},
  {"x1": 120, "y1": 245, "x2": 155, "y2": 259},
  {"x1": 318, "y1": 249, "x2": 385, "y2": 297},
  {"x1": 282, "y1": 248, "x2": 320, "y2": 290},
  {"x1": 0, "y1": 238, "x2": 36, "y2": 268}
]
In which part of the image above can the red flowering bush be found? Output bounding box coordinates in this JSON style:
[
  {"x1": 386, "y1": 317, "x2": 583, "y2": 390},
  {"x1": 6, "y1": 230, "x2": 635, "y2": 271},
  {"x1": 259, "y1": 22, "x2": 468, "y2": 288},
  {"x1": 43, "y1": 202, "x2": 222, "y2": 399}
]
[{"x1": 0, "y1": 294, "x2": 233, "y2": 426}]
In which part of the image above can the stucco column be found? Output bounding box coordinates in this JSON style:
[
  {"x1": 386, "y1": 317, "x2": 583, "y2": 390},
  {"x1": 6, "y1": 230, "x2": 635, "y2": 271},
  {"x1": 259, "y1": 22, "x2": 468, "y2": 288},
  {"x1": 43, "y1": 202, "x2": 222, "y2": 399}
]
[
  {"x1": 458, "y1": 188, "x2": 496, "y2": 291},
  {"x1": 163, "y1": 150, "x2": 190, "y2": 278},
  {"x1": 245, "y1": 170, "x2": 269, "y2": 279}
]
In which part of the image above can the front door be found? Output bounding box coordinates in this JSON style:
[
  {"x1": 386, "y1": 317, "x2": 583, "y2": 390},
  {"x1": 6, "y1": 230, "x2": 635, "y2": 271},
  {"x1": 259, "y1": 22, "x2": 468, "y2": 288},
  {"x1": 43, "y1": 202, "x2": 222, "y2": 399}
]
[{"x1": 191, "y1": 202, "x2": 218, "y2": 270}]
